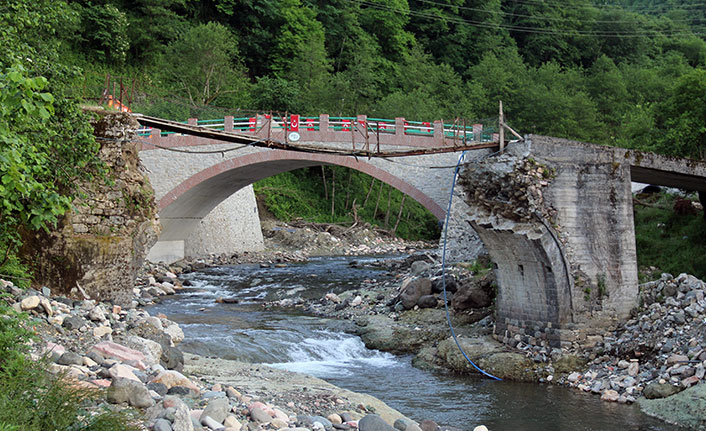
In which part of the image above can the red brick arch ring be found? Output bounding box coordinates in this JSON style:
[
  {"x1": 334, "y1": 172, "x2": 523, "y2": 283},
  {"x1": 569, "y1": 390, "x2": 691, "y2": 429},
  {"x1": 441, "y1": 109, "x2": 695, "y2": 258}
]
[{"x1": 157, "y1": 150, "x2": 445, "y2": 241}]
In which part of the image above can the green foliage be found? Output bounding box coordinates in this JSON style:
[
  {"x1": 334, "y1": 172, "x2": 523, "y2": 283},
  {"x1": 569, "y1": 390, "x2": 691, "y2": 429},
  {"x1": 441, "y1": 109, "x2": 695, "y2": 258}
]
[
  {"x1": 0, "y1": 302, "x2": 138, "y2": 431},
  {"x1": 634, "y1": 192, "x2": 706, "y2": 279},
  {"x1": 0, "y1": 66, "x2": 76, "y2": 256},
  {"x1": 254, "y1": 167, "x2": 440, "y2": 241},
  {"x1": 74, "y1": 3, "x2": 130, "y2": 65},
  {"x1": 160, "y1": 22, "x2": 250, "y2": 110}
]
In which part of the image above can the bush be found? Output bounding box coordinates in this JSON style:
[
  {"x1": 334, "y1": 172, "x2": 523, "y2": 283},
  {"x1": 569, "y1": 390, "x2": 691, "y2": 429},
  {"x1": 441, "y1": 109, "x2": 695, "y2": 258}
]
[
  {"x1": 0, "y1": 302, "x2": 139, "y2": 431},
  {"x1": 634, "y1": 192, "x2": 706, "y2": 279}
]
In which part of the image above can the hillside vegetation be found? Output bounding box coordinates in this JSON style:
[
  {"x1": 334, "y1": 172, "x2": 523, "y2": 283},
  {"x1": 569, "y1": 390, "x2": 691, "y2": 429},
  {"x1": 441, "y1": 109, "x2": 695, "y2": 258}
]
[{"x1": 3, "y1": 0, "x2": 706, "y2": 261}]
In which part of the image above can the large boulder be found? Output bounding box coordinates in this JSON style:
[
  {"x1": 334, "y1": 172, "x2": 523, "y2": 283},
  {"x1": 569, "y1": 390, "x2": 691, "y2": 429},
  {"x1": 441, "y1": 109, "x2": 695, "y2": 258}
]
[
  {"x1": 642, "y1": 382, "x2": 684, "y2": 399},
  {"x1": 400, "y1": 278, "x2": 432, "y2": 310},
  {"x1": 451, "y1": 275, "x2": 494, "y2": 310},
  {"x1": 639, "y1": 382, "x2": 706, "y2": 429}
]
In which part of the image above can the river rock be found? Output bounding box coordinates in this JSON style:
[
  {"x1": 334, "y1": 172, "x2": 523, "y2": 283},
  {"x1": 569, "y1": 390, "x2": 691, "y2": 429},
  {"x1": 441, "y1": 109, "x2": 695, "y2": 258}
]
[
  {"x1": 89, "y1": 305, "x2": 107, "y2": 322},
  {"x1": 359, "y1": 414, "x2": 395, "y2": 431},
  {"x1": 151, "y1": 370, "x2": 200, "y2": 393},
  {"x1": 250, "y1": 407, "x2": 272, "y2": 423},
  {"x1": 201, "y1": 415, "x2": 226, "y2": 430},
  {"x1": 20, "y1": 295, "x2": 41, "y2": 310},
  {"x1": 154, "y1": 418, "x2": 173, "y2": 431},
  {"x1": 127, "y1": 335, "x2": 163, "y2": 364},
  {"x1": 419, "y1": 420, "x2": 438, "y2": 431},
  {"x1": 63, "y1": 315, "x2": 87, "y2": 330},
  {"x1": 107, "y1": 377, "x2": 155, "y2": 408},
  {"x1": 173, "y1": 400, "x2": 194, "y2": 431},
  {"x1": 201, "y1": 397, "x2": 231, "y2": 424},
  {"x1": 224, "y1": 416, "x2": 241, "y2": 429},
  {"x1": 410, "y1": 261, "x2": 431, "y2": 276},
  {"x1": 600, "y1": 389, "x2": 620, "y2": 402},
  {"x1": 451, "y1": 276, "x2": 492, "y2": 310},
  {"x1": 92, "y1": 341, "x2": 147, "y2": 367},
  {"x1": 109, "y1": 363, "x2": 141, "y2": 382},
  {"x1": 312, "y1": 416, "x2": 333, "y2": 430},
  {"x1": 393, "y1": 418, "x2": 415, "y2": 431},
  {"x1": 400, "y1": 278, "x2": 432, "y2": 310},
  {"x1": 417, "y1": 295, "x2": 438, "y2": 309},
  {"x1": 327, "y1": 414, "x2": 342, "y2": 425},
  {"x1": 642, "y1": 382, "x2": 684, "y2": 399},
  {"x1": 162, "y1": 345, "x2": 185, "y2": 371},
  {"x1": 431, "y1": 277, "x2": 457, "y2": 294},
  {"x1": 57, "y1": 351, "x2": 83, "y2": 366},
  {"x1": 164, "y1": 322, "x2": 185, "y2": 344}
]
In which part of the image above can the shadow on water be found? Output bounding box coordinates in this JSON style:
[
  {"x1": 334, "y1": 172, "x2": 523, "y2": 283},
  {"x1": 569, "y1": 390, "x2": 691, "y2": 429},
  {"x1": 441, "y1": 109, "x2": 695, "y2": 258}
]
[{"x1": 146, "y1": 255, "x2": 675, "y2": 431}]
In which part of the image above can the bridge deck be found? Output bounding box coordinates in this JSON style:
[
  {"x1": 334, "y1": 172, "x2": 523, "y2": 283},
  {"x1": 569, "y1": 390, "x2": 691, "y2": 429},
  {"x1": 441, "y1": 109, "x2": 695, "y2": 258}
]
[{"x1": 527, "y1": 135, "x2": 706, "y2": 192}]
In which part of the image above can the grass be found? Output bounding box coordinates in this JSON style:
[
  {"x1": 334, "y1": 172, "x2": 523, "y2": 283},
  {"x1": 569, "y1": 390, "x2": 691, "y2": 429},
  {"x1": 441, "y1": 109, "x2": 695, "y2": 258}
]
[
  {"x1": 0, "y1": 300, "x2": 139, "y2": 431},
  {"x1": 633, "y1": 192, "x2": 706, "y2": 279}
]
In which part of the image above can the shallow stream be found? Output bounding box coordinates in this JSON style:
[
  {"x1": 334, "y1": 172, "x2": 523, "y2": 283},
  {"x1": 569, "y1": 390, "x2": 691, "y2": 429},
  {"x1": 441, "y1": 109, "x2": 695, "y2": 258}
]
[{"x1": 146, "y1": 255, "x2": 673, "y2": 430}]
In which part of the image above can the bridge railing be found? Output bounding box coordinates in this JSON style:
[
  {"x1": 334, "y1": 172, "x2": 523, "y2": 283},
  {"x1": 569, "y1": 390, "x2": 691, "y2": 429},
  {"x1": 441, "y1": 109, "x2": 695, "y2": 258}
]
[{"x1": 135, "y1": 113, "x2": 499, "y2": 143}]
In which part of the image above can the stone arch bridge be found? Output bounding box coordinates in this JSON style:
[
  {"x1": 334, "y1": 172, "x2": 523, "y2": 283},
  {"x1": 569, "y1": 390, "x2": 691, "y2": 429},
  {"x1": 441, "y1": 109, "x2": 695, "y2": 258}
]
[
  {"x1": 135, "y1": 113, "x2": 706, "y2": 346},
  {"x1": 138, "y1": 114, "x2": 496, "y2": 263}
]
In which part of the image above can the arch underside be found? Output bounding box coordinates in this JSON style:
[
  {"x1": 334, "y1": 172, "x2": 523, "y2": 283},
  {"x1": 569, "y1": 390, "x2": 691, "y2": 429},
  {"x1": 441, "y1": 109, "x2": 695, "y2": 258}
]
[{"x1": 157, "y1": 150, "x2": 445, "y2": 242}]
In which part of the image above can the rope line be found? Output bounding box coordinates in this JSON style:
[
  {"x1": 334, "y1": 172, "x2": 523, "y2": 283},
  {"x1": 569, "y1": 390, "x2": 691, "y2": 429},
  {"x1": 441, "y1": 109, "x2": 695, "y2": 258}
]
[{"x1": 440, "y1": 150, "x2": 502, "y2": 381}]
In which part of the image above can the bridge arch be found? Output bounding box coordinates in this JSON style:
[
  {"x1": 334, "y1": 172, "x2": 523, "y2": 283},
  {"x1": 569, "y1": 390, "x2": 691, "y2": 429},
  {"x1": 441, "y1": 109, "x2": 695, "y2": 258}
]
[{"x1": 156, "y1": 150, "x2": 445, "y2": 245}]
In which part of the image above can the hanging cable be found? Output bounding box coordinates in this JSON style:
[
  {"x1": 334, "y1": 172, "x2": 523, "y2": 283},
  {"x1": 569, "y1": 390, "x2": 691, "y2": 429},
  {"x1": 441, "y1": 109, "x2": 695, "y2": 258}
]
[{"x1": 440, "y1": 150, "x2": 502, "y2": 381}]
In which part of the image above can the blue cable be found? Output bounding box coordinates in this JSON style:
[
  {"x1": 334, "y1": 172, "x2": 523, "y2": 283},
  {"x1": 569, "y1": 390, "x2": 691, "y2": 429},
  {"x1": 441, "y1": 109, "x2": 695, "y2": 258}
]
[{"x1": 440, "y1": 150, "x2": 502, "y2": 381}]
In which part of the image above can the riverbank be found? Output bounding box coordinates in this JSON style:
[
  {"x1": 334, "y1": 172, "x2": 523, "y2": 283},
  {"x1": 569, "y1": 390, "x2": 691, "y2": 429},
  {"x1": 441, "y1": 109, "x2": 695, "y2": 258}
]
[
  {"x1": 254, "y1": 254, "x2": 706, "y2": 429},
  {"x1": 1, "y1": 256, "x2": 466, "y2": 431}
]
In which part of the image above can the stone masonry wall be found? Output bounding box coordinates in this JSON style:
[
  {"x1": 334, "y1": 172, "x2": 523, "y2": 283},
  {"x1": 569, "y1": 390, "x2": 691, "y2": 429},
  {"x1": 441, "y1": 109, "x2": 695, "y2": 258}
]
[{"x1": 24, "y1": 112, "x2": 160, "y2": 304}]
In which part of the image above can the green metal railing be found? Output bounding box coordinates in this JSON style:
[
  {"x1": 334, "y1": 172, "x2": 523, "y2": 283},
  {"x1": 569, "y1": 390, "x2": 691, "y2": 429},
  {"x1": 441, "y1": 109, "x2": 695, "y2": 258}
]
[{"x1": 136, "y1": 114, "x2": 498, "y2": 143}]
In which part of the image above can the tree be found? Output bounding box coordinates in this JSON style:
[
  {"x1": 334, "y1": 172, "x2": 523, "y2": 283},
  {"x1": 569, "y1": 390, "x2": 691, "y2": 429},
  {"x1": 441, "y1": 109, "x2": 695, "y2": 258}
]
[
  {"x1": 653, "y1": 69, "x2": 706, "y2": 158},
  {"x1": 160, "y1": 22, "x2": 250, "y2": 111},
  {"x1": 74, "y1": 3, "x2": 129, "y2": 64},
  {"x1": 0, "y1": 1, "x2": 104, "y2": 265}
]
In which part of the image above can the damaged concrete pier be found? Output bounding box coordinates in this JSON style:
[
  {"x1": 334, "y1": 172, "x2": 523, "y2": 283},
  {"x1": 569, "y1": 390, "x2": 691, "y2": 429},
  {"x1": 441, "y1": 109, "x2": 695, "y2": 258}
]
[{"x1": 460, "y1": 135, "x2": 706, "y2": 348}]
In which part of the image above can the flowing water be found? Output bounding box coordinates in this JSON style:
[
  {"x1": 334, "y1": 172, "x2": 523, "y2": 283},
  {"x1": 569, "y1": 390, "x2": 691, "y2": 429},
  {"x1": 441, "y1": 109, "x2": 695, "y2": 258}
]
[{"x1": 146, "y1": 255, "x2": 674, "y2": 431}]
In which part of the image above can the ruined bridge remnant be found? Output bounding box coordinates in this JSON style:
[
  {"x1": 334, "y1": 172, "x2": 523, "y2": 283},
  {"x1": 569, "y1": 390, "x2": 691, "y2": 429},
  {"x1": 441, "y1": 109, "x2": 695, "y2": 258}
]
[{"x1": 460, "y1": 135, "x2": 706, "y2": 348}]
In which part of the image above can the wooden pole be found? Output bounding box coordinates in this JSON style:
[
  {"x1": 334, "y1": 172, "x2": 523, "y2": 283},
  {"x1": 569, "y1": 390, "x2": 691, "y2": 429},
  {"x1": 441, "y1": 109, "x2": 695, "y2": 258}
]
[{"x1": 499, "y1": 100, "x2": 505, "y2": 152}]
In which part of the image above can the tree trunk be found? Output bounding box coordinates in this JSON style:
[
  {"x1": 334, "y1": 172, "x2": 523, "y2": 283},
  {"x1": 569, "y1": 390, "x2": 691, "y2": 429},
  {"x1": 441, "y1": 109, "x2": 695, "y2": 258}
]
[
  {"x1": 344, "y1": 169, "x2": 353, "y2": 210},
  {"x1": 351, "y1": 198, "x2": 358, "y2": 223},
  {"x1": 373, "y1": 181, "x2": 384, "y2": 217},
  {"x1": 321, "y1": 166, "x2": 328, "y2": 200},
  {"x1": 392, "y1": 195, "x2": 407, "y2": 235},
  {"x1": 363, "y1": 177, "x2": 375, "y2": 208},
  {"x1": 384, "y1": 185, "x2": 393, "y2": 228},
  {"x1": 331, "y1": 167, "x2": 336, "y2": 217}
]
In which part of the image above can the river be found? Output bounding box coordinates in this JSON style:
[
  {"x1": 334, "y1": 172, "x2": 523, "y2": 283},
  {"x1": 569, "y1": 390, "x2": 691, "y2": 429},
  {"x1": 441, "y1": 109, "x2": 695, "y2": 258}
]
[{"x1": 146, "y1": 255, "x2": 674, "y2": 430}]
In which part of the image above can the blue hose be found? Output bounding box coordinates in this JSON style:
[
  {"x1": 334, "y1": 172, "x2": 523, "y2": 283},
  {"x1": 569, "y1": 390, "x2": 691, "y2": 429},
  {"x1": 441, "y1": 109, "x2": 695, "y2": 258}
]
[{"x1": 440, "y1": 151, "x2": 502, "y2": 381}]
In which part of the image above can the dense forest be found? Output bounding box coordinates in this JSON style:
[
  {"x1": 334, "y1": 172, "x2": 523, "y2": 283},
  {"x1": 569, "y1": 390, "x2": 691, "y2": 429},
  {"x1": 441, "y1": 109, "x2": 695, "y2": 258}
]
[
  {"x1": 1, "y1": 0, "x2": 706, "y2": 261},
  {"x1": 55, "y1": 0, "x2": 706, "y2": 158}
]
